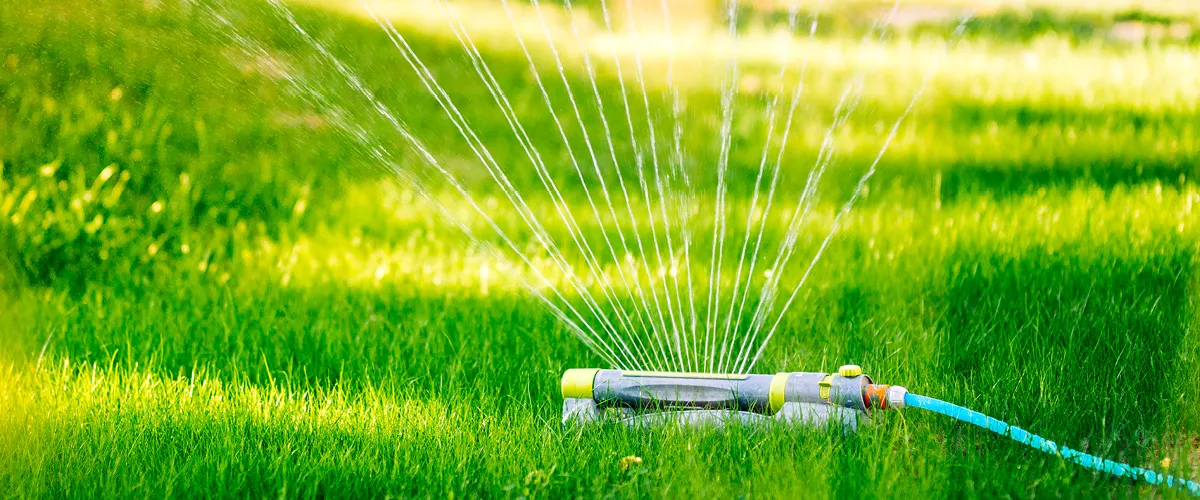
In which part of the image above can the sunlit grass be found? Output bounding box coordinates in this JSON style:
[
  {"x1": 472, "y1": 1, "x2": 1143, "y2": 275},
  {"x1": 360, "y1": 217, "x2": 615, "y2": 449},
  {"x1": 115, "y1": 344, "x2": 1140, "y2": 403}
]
[
  {"x1": 275, "y1": 180, "x2": 1200, "y2": 291},
  {"x1": 294, "y1": 0, "x2": 1200, "y2": 107}
]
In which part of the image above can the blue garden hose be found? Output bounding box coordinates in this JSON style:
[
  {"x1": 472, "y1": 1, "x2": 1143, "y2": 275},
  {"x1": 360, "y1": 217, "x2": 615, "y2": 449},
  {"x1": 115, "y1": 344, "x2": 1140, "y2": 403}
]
[{"x1": 906, "y1": 393, "x2": 1200, "y2": 496}]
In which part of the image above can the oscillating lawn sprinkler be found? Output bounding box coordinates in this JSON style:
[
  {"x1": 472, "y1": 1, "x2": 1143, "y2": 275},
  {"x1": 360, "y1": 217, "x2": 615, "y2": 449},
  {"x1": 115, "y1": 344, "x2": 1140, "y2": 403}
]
[
  {"x1": 561, "y1": 366, "x2": 1200, "y2": 496},
  {"x1": 561, "y1": 365, "x2": 900, "y2": 431}
]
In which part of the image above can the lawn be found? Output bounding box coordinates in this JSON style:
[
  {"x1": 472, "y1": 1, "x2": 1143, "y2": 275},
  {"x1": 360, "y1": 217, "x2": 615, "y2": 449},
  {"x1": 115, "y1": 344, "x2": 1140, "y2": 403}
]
[{"x1": 2, "y1": 0, "x2": 1199, "y2": 497}]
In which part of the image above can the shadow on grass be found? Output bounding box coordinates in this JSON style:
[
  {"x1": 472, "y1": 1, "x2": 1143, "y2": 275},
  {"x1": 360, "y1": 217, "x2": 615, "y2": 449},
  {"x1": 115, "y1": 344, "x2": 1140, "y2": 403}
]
[
  {"x1": 935, "y1": 244, "x2": 1192, "y2": 461},
  {"x1": 928, "y1": 99, "x2": 1198, "y2": 203},
  {"x1": 924, "y1": 155, "x2": 1194, "y2": 206}
]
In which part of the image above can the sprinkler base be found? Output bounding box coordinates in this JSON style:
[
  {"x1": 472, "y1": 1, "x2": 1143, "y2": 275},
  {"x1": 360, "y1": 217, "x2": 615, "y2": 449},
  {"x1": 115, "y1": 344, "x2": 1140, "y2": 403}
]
[{"x1": 564, "y1": 397, "x2": 865, "y2": 432}]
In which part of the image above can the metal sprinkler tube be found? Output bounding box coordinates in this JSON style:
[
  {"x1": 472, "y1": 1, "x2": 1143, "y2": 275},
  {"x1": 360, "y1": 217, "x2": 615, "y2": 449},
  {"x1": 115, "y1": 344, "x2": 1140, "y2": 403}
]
[{"x1": 561, "y1": 365, "x2": 907, "y2": 431}]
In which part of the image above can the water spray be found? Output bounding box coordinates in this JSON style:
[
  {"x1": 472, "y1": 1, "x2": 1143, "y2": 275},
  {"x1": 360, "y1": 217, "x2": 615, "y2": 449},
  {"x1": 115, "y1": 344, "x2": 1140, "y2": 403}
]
[{"x1": 561, "y1": 366, "x2": 1200, "y2": 496}]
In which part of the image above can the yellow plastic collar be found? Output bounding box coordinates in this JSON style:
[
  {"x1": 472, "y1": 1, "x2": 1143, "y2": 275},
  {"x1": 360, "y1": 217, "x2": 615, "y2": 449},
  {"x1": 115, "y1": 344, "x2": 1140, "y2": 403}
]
[
  {"x1": 561, "y1": 368, "x2": 601, "y2": 399},
  {"x1": 769, "y1": 372, "x2": 790, "y2": 413}
]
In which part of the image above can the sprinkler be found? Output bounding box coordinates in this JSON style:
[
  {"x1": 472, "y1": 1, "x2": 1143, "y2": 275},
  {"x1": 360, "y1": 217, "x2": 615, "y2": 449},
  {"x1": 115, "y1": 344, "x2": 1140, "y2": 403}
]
[
  {"x1": 561, "y1": 366, "x2": 1200, "y2": 496},
  {"x1": 561, "y1": 365, "x2": 904, "y2": 431}
]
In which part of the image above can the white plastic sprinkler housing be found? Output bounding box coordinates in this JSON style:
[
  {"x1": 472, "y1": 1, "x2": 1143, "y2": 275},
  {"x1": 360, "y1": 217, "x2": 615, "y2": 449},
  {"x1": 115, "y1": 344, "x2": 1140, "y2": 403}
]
[
  {"x1": 561, "y1": 364, "x2": 906, "y2": 432},
  {"x1": 885, "y1": 385, "x2": 907, "y2": 409}
]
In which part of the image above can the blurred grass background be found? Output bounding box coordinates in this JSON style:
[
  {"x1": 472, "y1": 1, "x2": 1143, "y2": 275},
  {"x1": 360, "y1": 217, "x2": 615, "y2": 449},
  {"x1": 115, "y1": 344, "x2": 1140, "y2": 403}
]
[{"x1": 2, "y1": 0, "x2": 1200, "y2": 497}]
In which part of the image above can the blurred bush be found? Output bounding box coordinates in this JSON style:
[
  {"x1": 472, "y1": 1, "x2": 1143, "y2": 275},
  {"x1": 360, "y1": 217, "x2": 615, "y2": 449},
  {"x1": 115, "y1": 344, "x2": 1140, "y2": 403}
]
[
  {"x1": 2, "y1": 158, "x2": 157, "y2": 288},
  {"x1": 0, "y1": 2, "x2": 331, "y2": 289}
]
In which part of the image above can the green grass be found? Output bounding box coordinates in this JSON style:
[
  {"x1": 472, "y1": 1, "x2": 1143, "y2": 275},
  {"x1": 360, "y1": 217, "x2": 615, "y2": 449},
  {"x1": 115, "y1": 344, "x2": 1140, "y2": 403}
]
[{"x1": 2, "y1": 0, "x2": 1200, "y2": 497}]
